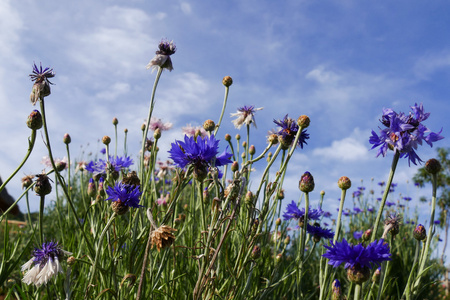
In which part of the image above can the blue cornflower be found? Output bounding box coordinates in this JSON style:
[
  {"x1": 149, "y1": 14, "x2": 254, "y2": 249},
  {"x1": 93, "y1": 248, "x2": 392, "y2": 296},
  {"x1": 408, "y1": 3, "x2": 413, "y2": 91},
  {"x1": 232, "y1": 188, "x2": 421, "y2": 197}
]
[
  {"x1": 85, "y1": 155, "x2": 133, "y2": 176},
  {"x1": 231, "y1": 105, "x2": 263, "y2": 129},
  {"x1": 352, "y1": 190, "x2": 362, "y2": 198},
  {"x1": 106, "y1": 182, "x2": 142, "y2": 208},
  {"x1": 367, "y1": 206, "x2": 375, "y2": 213},
  {"x1": 168, "y1": 134, "x2": 232, "y2": 180},
  {"x1": 403, "y1": 196, "x2": 412, "y2": 201},
  {"x1": 353, "y1": 207, "x2": 363, "y2": 214},
  {"x1": 323, "y1": 239, "x2": 391, "y2": 270},
  {"x1": 21, "y1": 241, "x2": 71, "y2": 286},
  {"x1": 370, "y1": 103, "x2": 444, "y2": 165},
  {"x1": 282, "y1": 200, "x2": 324, "y2": 221},
  {"x1": 353, "y1": 231, "x2": 363, "y2": 240},
  {"x1": 273, "y1": 114, "x2": 310, "y2": 149},
  {"x1": 29, "y1": 62, "x2": 55, "y2": 105},
  {"x1": 307, "y1": 224, "x2": 334, "y2": 242},
  {"x1": 146, "y1": 39, "x2": 176, "y2": 71}
]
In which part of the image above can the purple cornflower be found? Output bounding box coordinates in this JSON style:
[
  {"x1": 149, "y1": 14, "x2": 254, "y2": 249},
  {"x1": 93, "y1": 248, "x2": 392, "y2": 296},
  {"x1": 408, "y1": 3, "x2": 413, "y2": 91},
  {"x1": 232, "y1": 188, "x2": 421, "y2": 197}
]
[
  {"x1": 21, "y1": 241, "x2": 71, "y2": 286},
  {"x1": 29, "y1": 62, "x2": 55, "y2": 105},
  {"x1": 353, "y1": 207, "x2": 363, "y2": 214},
  {"x1": 367, "y1": 206, "x2": 375, "y2": 213},
  {"x1": 273, "y1": 114, "x2": 310, "y2": 149},
  {"x1": 378, "y1": 181, "x2": 385, "y2": 187},
  {"x1": 100, "y1": 148, "x2": 106, "y2": 154},
  {"x1": 307, "y1": 224, "x2": 334, "y2": 241},
  {"x1": 149, "y1": 117, "x2": 173, "y2": 131},
  {"x1": 353, "y1": 231, "x2": 363, "y2": 240},
  {"x1": 352, "y1": 190, "x2": 362, "y2": 198},
  {"x1": 283, "y1": 200, "x2": 324, "y2": 221},
  {"x1": 168, "y1": 134, "x2": 232, "y2": 180},
  {"x1": 323, "y1": 211, "x2": 332, "y2": 218},
  {"x1": 369, "y1": 103, "x2": 444, "y2": 165},
  {"x1": 323, "y1": 239, "x2": 391, "y2": 269},
  {"x1": 386, "y1": 201, "x2": 396, "y2": 207},
  {"x1": 434, "y1": 220, "x2": 441, "y2": 225},
  {"x1": 230, "y1": 105, "x2": 263, "y2": 129},
  {"x1": 358, "y1": 186, "x2": 366, "y2": 191},
  {"x1": 85, "y1": 156, "x2": 133, "y2": 176},
  {"x1": 105, "y1": 182, "x2": 142, "y2": 208},
  {"x1": 403, "y1": 196, "x2": 412, "y2": 201},
  {"x1": 146, "y1": 39, "x2": 176, "y2": 71}
]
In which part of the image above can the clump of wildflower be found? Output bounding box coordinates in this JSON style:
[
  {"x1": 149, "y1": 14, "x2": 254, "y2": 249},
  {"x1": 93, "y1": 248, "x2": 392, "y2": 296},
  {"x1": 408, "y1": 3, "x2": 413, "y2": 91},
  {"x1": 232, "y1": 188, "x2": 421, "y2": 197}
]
[
  {"x1": 283, "y1": 200, "x2": 324, "y2": 222},
  {"x1": 85, "y1": 155, "x2": 133, "y2": 176},
  {"x1": 151, "y1": 225, "x2": 177, "y2": 252},
  {"x1": 323, "y1": 239, "x2": 391, "y2": 284},
  {"x1": 27, "y1": 110, "x2": 43, "y2": 130},
  {"x1": 146, "y1": 39, "x2": 176, "y2": 71},
  {"x1": 29, "y1": 63, "x2": 55, "y2": 105},
  {"x1": 149, "y1": 117, "x2": 173, "y2": 131},
  {"x1": 21, "y1": 241, "x2": 71, "y2": 287},
  {"x1": 106, "y1": 182, "x2": 143, "y2": 215},
  {"x1": 168, "y1": 134, "x2": 232, "y2": 181},
  {"x1": 413, "y1": 224, "x2": 427, "y2": 241},
  {"x1": 273, "y1": 114, "x2": 310, "y2": 149},
  {"x1": 230, "y1": 105, "x2": 263, "y2": 129},
  {"x1": 299, "y1": 171, "x2": 315, "y2": 193},
  {"x1": 307, "y1": 223, "x2": 334, "y2": 242},
  {"x1": 369, "y1": 103, "x2": 444, "y2": 165}
]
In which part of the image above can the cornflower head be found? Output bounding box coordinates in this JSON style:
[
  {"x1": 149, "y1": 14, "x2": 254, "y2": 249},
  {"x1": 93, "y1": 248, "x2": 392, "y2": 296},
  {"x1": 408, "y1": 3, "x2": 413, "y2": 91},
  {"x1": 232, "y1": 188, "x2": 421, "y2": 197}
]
[
  {"x1": 230, "y1": 105, "x2": 263, "y2": 129},
  {"x1": 168, "y1": 134, "x2": 232, "y2": 181},
  {"x1": 146, "y1": 39, "x2": 176, "y2": 71},
  {"x1": 323, "y1": 239, "x2": 391, "y2": 284},
  {"x1": 273, "y1": 114, "x2": 310, "y2": 149},
  {"x1": 41, "y1": 156, "x2": 68, "y2": 172},
  {"x1": 307, "y1": 223, "x2": 334, "y2": 242},
  {"x1": 85, "y1": 155, "x2": 133, "y2": 176},
  {"x1": 369, "y1": 103, "x2": 444, "y2": 165},
  {"x1": 182, "y1": 124, "x2": 207, "y2": 138},
  {"x1": 353, "y1": 231, "x2": 363, "y2": 240},
  {"x1": 21, "y1": 241, "x2": 71, "y2": 287},
  {"x1": 282, "y1": 200, "x2": 324, "y2": 225},
  {"x1": 29, "y1": 62, "x2": 55, "y2": 105},
  {"x1": 383, "y1": 212, "x2": 401, "y2": 238},
  {"x1": 106, "y1": 182, "x2": 143, "y2": 214},
  {"x1": 149, "y1": 117, "x2": 173, "y2": 131}
]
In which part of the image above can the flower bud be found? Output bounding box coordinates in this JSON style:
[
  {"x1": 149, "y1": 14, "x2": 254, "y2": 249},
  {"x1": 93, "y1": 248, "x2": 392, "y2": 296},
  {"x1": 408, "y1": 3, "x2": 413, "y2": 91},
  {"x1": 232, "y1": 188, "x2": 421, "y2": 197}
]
[
  {"x1": 297, "y1": 115, "x2": 310, "y2": 128},
  {"x1": 97, "y1": 177, "x2": 105, "y2": 197},
  {"x1": 362, "y1": 228, "x2": 372, "y2": 241},
  {"x1": 284, "y1": 235, "x2": 290, "y2": 245},
  {"x1": 124, "y1": 128, "x2": 128, "y2": 133},
  {"x1": 235, "y1": 134, "x2": 241, "y2": 141},
  {"x1": 21, "y1": 175, "x2": 34, "y2": 189},
  {"x1": 87, "y1": 178, "x2": 96, "y2": 198},
  {"x1": 67, "y1": 256, "x2": 76, "y2": 266},
  {"x1": 275, "y1": 218, "x2": 281, "y2": 226},
  {"x1": 337, "y1": 176, "x2": 351, "y2": 190},
  {"x1": 331, "y1": 279, "x2": 342, "y2": 300},
  {"x1": 372, "y1": 267, "x2": 381, "y2": 283},
  {"x1": 222, "y1": 76, "x2": 233, "y2": 87},
  {"x1": 251, "y1": 245, "x2": 261, "y2": 259},
  {"x1": 275, "y1": 253, "x2": 283, "y2": 264},
  {"x1": 245, "y1": 191, "x2": 254, "y2": 204},
  {"x1": 26, "y1": 110, "x2": 43, "y2": 130},
  {"x1": 141, "y1": 123, "x2": 146, "y2": 131},
  {"x1": 276, "y1": 189, "x2": 285, "y2": 200},
  {"x1": 224, "y1": 134, "x2": 231, "y2": 141},
  {"x1": 34, "y1": 173, "x2": 52, "y2": 196},
  {"x1": 203, "y1": 119, "x2": 215, "y2": 132},
  {"x1": 413, "y1": 224, "x2": 427, "y2": 241},
  {"x1": 231, "y1": 161, "x2": 239, "y2": 172},
  {"x1": 320, "y1": 190, "x2": 325, "y2": 196},
  {"x1": 63, "y1": 133, "x2": 71, "y2": 144},
  {"x1": 299, "y1": 172, "x2": 315, "y2": 193},
  {"x1": 267, "y1": 134, "x2": 278, "y2": 145},
  {"x1": 55, "y1": 161, "x2": 67, "y2": 172},
  {"x1": 112, "y1": 117, "x2": 118, "y2": 125},
  {"x1": 102, "y1": 136, "x2": 111, "y2": 145},
  {"x1": 249, "y1": 145, "x2": 255, "y2": 155},
  {"x1": 111, "y1": 201, "x2": 129, "y2": 215},
  {"x1": 154, "y1": 128, "x2": 161, "y2": 140},
  {"x1": 242, "y1": 141, "x2": 247, "y2": 149},
  {"x1": 425, "y1": 158, "x2": 441, "y2": 174}
]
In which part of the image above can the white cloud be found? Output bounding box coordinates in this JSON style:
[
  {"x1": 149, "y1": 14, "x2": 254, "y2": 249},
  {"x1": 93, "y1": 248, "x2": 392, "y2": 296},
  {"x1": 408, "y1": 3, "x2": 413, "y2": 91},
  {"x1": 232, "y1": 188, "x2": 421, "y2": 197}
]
[
  {"x1": 413, "y1": 51, "x2": 450, "y2": 80},
  {"x1": 312, "y1": 128, "x2": 370, "y2": 162},
  {"x1": 96, "y1": 82, "x2": 131, "y2": 100},
  {"x1": 180, "y1": 2, "x2": 192, "y2": 14}
]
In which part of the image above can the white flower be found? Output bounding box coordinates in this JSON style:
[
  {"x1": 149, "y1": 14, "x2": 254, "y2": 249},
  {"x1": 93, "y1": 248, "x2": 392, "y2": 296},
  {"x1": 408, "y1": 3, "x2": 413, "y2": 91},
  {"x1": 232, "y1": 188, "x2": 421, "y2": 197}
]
[{"x1": 230, "y1": 105, "x2": 263, "y2": 129}]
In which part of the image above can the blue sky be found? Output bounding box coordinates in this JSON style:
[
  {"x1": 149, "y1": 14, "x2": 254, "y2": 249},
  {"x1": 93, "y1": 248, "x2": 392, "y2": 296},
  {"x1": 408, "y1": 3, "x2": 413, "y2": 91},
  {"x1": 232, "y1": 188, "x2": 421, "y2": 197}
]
[{"x1": 1, "y1": 0, "x2": 449, "y2": 257}]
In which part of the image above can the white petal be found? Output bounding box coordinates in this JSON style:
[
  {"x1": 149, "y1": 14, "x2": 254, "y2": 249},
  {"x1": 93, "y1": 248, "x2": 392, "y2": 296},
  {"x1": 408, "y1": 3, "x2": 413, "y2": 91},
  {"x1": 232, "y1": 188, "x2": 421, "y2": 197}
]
[{"x1": 21, "y1": 257, "x2": 35, "y2": 271}]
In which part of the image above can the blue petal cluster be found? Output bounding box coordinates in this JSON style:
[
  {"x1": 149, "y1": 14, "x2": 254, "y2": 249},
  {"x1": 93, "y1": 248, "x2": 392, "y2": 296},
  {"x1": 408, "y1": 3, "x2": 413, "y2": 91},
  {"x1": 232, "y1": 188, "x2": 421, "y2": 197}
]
[
  {"x1": 282, "y1": 200, "x2": 324, "y2": 221},
  {"x1": 29, "y1": 62, "x2": 55, "y2": 84},
  {"x1": 273, "y1": 114, "x2": 310, "y2": 148},
  {"x1": 306, "y1": 224, "x2": 334, "y2": 240},
  {"x1": 105, "y1": 182, "x2": 142, "y2": 208},
  {"x1": 323, "y1": 239, "x2": 391, "y2": 269},
  {"x1": 168, "y1": 134, "x2": 232, "y2": 169},
  {"x1": 369, "y1": 103, "x2": 444, "y2": 165},
  {"x1": 32, "y1": 241, "x2": 65, "y2": 266},
  {"x1": 85, "y1": 156, "x2": 133, "y2": 176}
]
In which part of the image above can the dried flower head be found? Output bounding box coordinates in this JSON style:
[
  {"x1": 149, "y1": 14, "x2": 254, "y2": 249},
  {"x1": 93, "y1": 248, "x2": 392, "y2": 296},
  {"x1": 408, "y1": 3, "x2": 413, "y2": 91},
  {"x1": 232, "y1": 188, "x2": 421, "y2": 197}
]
[
  {"x1": 29, "y1": 63, "x2": 55, "y2": 105},
  {"x1": 146, "y1": 39, "x2": 176, "y2": 71},
  {"x1": 151, "y1": 225, "x2": 177, "y2": 252}
]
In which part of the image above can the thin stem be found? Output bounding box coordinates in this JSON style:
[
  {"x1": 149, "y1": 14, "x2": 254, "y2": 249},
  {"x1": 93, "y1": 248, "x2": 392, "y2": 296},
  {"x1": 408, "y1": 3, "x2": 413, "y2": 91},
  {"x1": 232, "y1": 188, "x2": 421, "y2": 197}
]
[
  {"x1": 213, "y1": 85, "x2": 230, "y2": 137},
  {"x1": 371, "y1": 151, "x2": 400, "y2": 242},
  {"x1": 39, "y1": 195, "x2": 45, "y2": 244},
  {"x1": 354, "y1": 283, "x2": 362, "y2": 300}
]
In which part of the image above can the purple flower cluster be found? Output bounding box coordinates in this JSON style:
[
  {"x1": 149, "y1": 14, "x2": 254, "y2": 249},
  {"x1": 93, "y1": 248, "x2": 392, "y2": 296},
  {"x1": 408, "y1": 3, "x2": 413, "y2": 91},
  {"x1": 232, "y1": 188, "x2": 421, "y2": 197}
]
[
  {"x1": 369, "y1": 103, "x2": 444, "y2": 165},
  {"x1": 273, "y1": 114, "x2": 310, "y2": 148},
  {"x1": 85, "y1": 156, "x2": 133, "y2": 176},
  {"x1": 168, "y1": 134, "x2": 232, "y2": 170},
  {"x1": 307, "y1": 224, "x2": 334, "y2": 240},
  {"x1": 282, "y1": 200, "x2": 324, "y2": 221},
  {"x1": 105, "y1": 182, "x2": 142, "y2": 208},
  {"x1": 323, "y1": 239, "x2": 391, "y2": 269}
]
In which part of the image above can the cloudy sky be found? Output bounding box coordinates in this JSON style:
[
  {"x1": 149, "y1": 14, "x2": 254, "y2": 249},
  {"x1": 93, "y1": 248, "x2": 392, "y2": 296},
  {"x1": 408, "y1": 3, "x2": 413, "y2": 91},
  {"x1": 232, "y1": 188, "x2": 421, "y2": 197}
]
[{"x1": 1, "y1": 0, "x2": 449, "y2": 256}]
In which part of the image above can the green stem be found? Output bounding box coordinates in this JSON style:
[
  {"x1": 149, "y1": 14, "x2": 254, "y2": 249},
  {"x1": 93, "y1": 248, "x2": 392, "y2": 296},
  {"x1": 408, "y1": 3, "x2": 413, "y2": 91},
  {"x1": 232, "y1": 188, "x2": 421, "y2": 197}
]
[
  {"x1": 354, "y1": 283, "x2": 362, "y2": 300},
  {"x1": 371, "y1": 151, "x2": 400, "y2": 242},
  {"x1": 140, "y1": 67, "x2": 163, "y2": 185},
  {"x1": 213, "y1": 85, "x2": 230, "y2": 137},
  {"x1": 39, "y1": 195, "x2": 45, "y2": 244}
]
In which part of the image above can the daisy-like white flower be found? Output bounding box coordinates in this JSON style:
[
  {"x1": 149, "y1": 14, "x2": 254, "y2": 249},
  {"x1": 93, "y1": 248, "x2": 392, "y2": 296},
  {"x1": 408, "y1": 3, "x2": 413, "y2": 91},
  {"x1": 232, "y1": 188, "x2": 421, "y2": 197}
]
[
  {"x1": 230, "y1": 105, "x2": 263, "y2": 129},
  {"x1": 29, "y1": 63, "x2": 55, "y2": 105},
  {"x1": 21, "y1": 241, "x2": 71, "y2": 287},
  {"x1": 149, "y1": 117, "x2": 173, "y2": 131},
  {"x1": 182, "y1": 124, "x2": 207, "y2": 138},
  {"x1": 146, "y1": 39, "x2": 176, "y2": 71}
]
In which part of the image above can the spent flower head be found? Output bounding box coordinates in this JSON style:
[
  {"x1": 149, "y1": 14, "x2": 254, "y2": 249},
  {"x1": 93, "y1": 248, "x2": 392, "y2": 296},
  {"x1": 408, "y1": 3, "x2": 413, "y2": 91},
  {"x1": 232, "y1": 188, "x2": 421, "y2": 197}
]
[
  {"x1": 29, "y1": 63, "x2": 55, "y2": 105},
  {"x1": 21, "y1": 241, "x2": 71, "y2": 287},
  {"x1": 369, "y1": 103, "x2": 444, "y2": 165},
  {"x1": 146, "y1": 39, "x2": 176, "y2": 71},
  {"x1": 230, "y1": 105, "x2": 263, "y2": 129}
]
